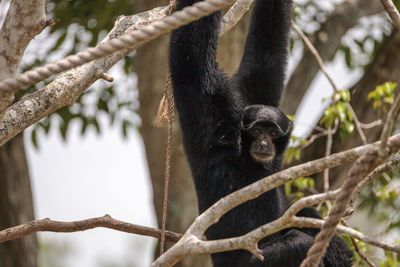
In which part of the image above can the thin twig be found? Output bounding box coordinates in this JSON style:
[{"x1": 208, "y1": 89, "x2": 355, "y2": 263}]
[
  {"x1": 347, "y1": 103, "x2": 368, "y2": 144},
  {"x1": 291, "y1": 22, "x2": 367, "y2": 144},
  {"x1": 293, "y1": 217, "x2": 400, "y2": 253},
  {"x1": 380, "y1": 0, "x2": 400, "y2": 31},
  {"x1": 380, "y1": 91, "x2": 400, "y2": 150},
  {"x1": 291, "y1": 22, "x2": 339, "y2": 92},
  {"x1": 0, "y1": 215, "x2": 182, "y2": 243},
  {"x1": 323, "y1": 119, "x2": 338, "y2": 194},
  {"x1": 360, "y1": 119, "x2": 382, "y2": 129}
]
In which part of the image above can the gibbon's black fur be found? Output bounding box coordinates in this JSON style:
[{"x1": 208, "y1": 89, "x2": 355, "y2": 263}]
[{"x1": 169, "y1": 0, "x2": 353, "y2": 266}]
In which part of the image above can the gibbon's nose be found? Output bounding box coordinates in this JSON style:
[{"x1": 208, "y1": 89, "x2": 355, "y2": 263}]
[{"x1": 260, "y1": 140, "x2": 268, "y2": 148}]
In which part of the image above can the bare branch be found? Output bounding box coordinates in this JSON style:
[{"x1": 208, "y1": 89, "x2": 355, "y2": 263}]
[
  {"x1": 291, "y1": 22, "x2": 338, "y2": 92},
  {"x1": 0, "y1": 215, "x2": 182, "y2": 243},
  {"x1": 151, "y1": 191, "x2": 339, "y2": 266},
  {"x1": 347, "y1": 103, "x2": 368, "y2": 145},
  {"x1": 0, "y1": 0, "x2": 242, "y2": 93},
  {"x1": 220, "y1": 0, "x2": 254, "y2": 35},
  {"x1": 300, "y1": 135, "x2": 400, "y2": 267},
  {"x1": 380, "y1": 0, "x2": 400, "y2": 31},
  {"x1": 360, "y1": 119, "x2": 382, "y2": 129},
  {"x1": 152, "y1": 133, "x2": 400, "y2": 266},
  {"x1": 0, "y1": 8, "x2": 168, "y2": 147},
  {"x1": 293, "y1": 217, "x2": 400, "y2": 253},
  {"x1": 323, "y1": 120, "x2": 338, "y2": 195},
  {"x1": 0, "y1": 1, "x2": 252, "y2": 147},
  {"x1": 152, "y1": 182, "x2": 400, "y2": 266}
]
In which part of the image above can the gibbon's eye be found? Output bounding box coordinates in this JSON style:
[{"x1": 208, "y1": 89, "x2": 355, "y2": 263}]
[
  {"x1": 250, "y1": 127, "x2": 262, "y2": 137},
  {"x1": 270, "y1": 130, "x2": 279, "y2": 138}
]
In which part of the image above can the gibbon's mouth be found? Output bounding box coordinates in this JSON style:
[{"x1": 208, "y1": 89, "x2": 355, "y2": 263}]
[{"x1": 251, "y1": 151, "x2": 275, "y2": 163}]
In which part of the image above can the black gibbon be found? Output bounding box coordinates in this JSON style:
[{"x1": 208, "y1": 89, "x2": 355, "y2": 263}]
[{"x1": 169, "y1": 0, "x2": 352, "y2": 266}]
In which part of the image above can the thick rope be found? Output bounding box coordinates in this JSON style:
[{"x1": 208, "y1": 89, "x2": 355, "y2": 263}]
[
  {"x1": 159, "y1": 73, "x2": 175, "y2": 255},
  {"x1": 300, "y1": 148, "x2": 381, "y2": 267},
  {"x1": 0, "y1": 0, "x2": 234, "y2": 92}
]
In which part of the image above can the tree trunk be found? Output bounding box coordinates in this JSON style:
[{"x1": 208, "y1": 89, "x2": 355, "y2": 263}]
[
  {"x1": 295, "y1": 30, "x2": 400, "y2": 190},
  {"x1": 134, "y1": 1, "x2": 249, "y2": 266},
  {"x1": 0, "y1": 133, "x2": 37, "y2": 267}
]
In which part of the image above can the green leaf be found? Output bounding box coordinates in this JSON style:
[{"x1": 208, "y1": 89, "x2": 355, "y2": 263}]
[
  {"x1": 97, "y1": 98, "x2": 109, "y2": 112},
  {"x1": 122, "y1": 120, "x2": 133, "y2": 138},
  {"x1": 51, "y1": 32, "x2": 67, "y2": 52},
  {"x1": 367, "y1": 91, "x2": 375, "y2": 101},
  {"x1": 343, "y1": 46, "x2": 352, "y2": 68},
  {"x1": 31, "y1": 129, "x2": 39, "y2": 149},
  {"x1": 81, "y1": 117, "x2": 89, "y2": 135}
]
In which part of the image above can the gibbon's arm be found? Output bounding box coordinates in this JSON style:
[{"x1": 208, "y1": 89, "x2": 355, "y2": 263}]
[
  {"x1": 236, "y1": 0, "x2": 293, "y2": 107},
  {"x1": 169, "y1": 0, "x2": 243, "y2": 154},
  {"x1": 169, "y1": 0, "x2": 223, "y2": 97}
]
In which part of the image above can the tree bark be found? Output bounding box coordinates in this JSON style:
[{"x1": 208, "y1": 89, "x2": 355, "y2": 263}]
[
  {"x1": 0, "y1": 133, "x2": 37, "y2": 267},
  {"x1": 296, "y1": 30, "x2": 400, "y2": 190}
]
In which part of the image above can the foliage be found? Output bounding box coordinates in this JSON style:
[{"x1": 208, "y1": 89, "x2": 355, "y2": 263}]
[
  {"x1": 320, "y1": 90, "x2": 354, "y2": 140},
  {"x1": 341, "y1": 232, "x2": 370, "y2": 266},
  {"x1": 284, "y1": 136, "x2": 306, "y2": 164},
  {"x1": 380, "y1": 249, "x2": 400, "y2": 267},
  {"x1": 285, "y1": 177, "x2": 315, "y2": 201},
  {"x1": 368, "y1": 81, "x2": 397, "y2": 112}
]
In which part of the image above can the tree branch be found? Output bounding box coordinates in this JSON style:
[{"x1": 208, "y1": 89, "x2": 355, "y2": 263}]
[
  {"x1": 151, "y1": 133, "x2": 400, "y2": 266},
  {"x1": 380, "y1": 90, "x2": 400, "y2": 150},
  {"x1": 0, "y1": 215, "x2": 182, "y2": 243},
  {"x1": 300, "y1": 135, "x2": 400, "y2": 267},
  {"x1": 0, "y1": 1, "x2": 251, "y2": 147},
  {"x1": 380, "y1": 0, "x2": 400, "y2": 31},
  {"x1": 220, "y1": 0, "x2": 253, "y2": 35},
  {"x1": 0, "y1": 0, "x2": 242, "y2": 93},
  {"x1": 293, "y1": 217, "x2": 400, "y2": 253}
]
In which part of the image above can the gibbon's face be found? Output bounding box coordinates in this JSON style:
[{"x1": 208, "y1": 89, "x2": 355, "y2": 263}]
[
  {"x1": 246, "y1": 123, "x2": 281, "y2": 163},
  {"x1": 243, "y1": 105, "x2": 292, "y2": 163}
]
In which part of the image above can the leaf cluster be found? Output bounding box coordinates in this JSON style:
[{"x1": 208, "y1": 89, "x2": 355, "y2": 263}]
[
  {"x1": 367, "y1": 81, "x2": 397, "y2": 112},
  {"x1": 320, "y1": 90, "x2": 354, "y2": 140}
]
